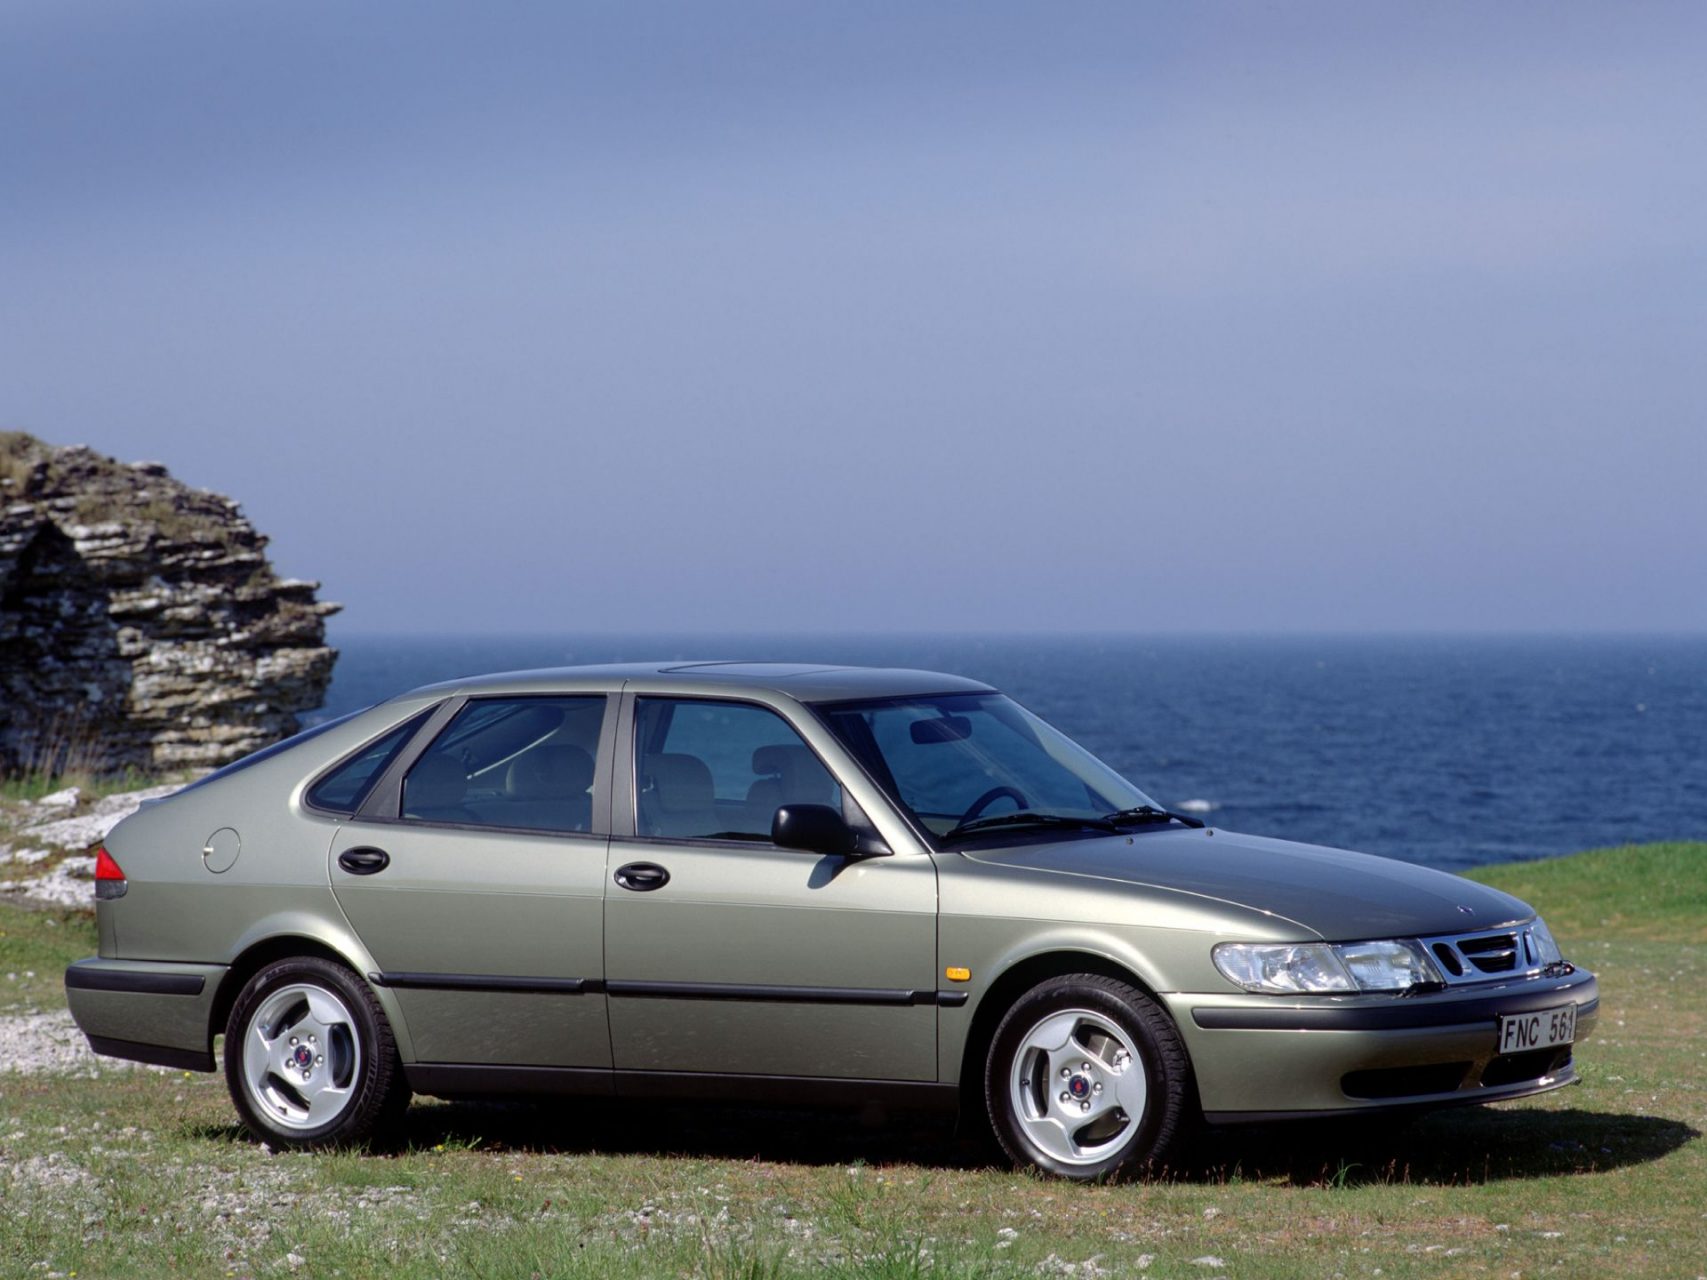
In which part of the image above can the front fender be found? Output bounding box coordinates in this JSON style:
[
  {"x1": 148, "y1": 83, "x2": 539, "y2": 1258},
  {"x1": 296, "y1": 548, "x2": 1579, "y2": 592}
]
[{"x1": 936, "y1": 920, "x2": 1195, "y2": 1085}]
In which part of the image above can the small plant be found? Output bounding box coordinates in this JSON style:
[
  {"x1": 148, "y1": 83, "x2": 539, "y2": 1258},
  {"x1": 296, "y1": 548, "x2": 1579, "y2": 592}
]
[
  {"x1": 1, "y1": 710, "x2": 114, "y2": 800},
  {"x1": 0, "y1": 713, "x2": 175, "y2": 806},
  {"x1": 1322, "y1": 1158, "x2": 1362, "y2": 1190},
  {"x1": 697, "y1": 1234, "x2": 789, "y2": 1280}
]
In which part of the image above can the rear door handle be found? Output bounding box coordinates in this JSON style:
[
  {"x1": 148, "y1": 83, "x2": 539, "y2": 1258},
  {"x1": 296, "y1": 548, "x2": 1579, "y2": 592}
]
[
  {"x1": 338, "y1": 846, "x2": 391, "y2": 876},
  {"x1": 613, "y1": 861, "x2": 670, "y2": 892}
]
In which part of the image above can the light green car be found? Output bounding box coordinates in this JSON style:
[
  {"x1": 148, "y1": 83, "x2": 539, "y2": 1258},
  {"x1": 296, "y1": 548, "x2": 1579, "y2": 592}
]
[{"x1": 65, "y1": 662, "x2": 1597, "y2": 1179}]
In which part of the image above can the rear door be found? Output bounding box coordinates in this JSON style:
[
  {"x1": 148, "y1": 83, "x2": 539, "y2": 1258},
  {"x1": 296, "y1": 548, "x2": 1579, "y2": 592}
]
[{"x1": 329, "y1": 693, "x2": 616, "y2": 1068}]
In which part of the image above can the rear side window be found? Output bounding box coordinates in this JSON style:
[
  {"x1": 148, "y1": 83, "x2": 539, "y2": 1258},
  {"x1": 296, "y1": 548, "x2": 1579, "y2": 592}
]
[
  {"x1": 401, "y1": 696, "x2": 606, "y2": 834},
  {"x1": 306, "y1": 709, "x2": 433, "y2": 814}
]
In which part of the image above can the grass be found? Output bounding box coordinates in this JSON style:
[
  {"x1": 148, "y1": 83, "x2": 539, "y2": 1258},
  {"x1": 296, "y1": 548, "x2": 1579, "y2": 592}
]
[
  {"x1": 0, "y1": 905, "x2": 87, "y2": 1010},
  {"x1": 0, "y1": 767, "x2": 162, "y2": 808},
  {"x1": 0, "y1": 703, "x2": 186, "y2": 804},
  {"x1": 1464, "y1": 841, "x2": 1707, "y2": 944},
  {"x1": 1, "y1": 842, "x2": 1703, "y2": 1279},
  {"x1": 0, "y1": 710, "x2": 111, "y2": 795}
]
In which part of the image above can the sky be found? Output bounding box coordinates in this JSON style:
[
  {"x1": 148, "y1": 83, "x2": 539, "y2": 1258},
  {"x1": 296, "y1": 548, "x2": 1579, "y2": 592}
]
[{"x1": 3, "y1": 1, "x2": 1703, "y2": 635}]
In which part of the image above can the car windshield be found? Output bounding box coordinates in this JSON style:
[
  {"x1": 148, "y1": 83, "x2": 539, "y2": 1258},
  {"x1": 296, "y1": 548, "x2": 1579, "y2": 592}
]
[{"x1": 816, "y1": 692, "x2": 1156, "y2": 841}]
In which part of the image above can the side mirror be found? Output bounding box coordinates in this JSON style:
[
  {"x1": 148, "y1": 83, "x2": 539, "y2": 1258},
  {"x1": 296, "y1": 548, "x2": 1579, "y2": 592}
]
[{"x1": 772, "y1": 804, "x2": 857, "y2": 856}]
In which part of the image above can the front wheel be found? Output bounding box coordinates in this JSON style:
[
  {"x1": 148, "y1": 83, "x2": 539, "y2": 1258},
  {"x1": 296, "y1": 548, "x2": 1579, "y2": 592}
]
[
  {"x1": 985, "y1": 974, "x2": 1192, "y2": 1180},
  {"x1": 224, "y1": 956, "x2": 407, "y2": 1147}
]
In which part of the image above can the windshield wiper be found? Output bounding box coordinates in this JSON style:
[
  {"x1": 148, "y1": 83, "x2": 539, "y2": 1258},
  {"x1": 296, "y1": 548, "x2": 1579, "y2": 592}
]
[
  {"x1": 940, "y1": 812, "x2": 1120, "y2": 844},
  {"x1": 1102, "y1": 805, "x2": 1206, "y2": 830}
]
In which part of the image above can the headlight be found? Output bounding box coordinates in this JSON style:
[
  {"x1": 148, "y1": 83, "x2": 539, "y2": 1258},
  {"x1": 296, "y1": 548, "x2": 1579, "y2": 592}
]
[
  {"x1": 1213, "y1": 938, "x2": 1442, "y2": 995},
  {"x1": 1333, "y1": 939, "x2": 1442, "y2": 991},
  {"x1": 1528, "y1": 917, "x2": 1564, "y2": 966},
  {"x1": 1212, "y1": 943, "x2": 1353, "y2": 994}
]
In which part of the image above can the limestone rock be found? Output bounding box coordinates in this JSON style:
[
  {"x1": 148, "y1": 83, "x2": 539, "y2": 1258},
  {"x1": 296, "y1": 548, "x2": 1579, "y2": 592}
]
[{"x1": 0, "y1": 432, "x2": 338, "y2": 772}]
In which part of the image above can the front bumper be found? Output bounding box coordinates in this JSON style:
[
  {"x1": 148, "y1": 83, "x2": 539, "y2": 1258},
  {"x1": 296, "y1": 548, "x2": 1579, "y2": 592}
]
[
  {"x1": 1165, "y1": 966, "x2": 1599, "y2": 1122},
  {"x1": 64, "y1": 957, "x2": 230, "y2": 1072}
]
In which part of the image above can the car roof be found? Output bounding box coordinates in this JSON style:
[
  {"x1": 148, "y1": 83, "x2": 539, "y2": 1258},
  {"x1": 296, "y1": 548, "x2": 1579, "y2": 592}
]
[{"x1": 401, "y1": 661, "x2": 995, "y2": 704}]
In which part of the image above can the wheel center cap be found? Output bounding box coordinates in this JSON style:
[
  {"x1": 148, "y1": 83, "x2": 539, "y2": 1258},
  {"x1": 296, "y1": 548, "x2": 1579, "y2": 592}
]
[
  {"x1": 292, "y1": 1045, "x2": 314, "y2": 1069},
  {"x1": 1067, "y1": 1074, "x2": 1091, "y2": 1100}
]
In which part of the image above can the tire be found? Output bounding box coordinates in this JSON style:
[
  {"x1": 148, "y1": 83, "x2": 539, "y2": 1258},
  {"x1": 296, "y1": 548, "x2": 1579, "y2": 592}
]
[
  {"x1": 224, "y1": 956, "x2": 408, "y2": 1148},
  {"x1": 985, "y1": 973, "x2": 1192, "y2": 1181}
]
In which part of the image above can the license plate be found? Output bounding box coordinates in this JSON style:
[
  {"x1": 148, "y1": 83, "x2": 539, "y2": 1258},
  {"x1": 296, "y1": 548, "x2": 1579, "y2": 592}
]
[{"x1": 1497, "y1": 1003, "x2": 1576, "y2": 1054}]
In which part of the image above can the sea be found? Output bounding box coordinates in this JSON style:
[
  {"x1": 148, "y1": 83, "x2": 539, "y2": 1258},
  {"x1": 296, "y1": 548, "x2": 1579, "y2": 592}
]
[{"x1": 317, "y1": 633, "x2": 1707, "y2": 874}]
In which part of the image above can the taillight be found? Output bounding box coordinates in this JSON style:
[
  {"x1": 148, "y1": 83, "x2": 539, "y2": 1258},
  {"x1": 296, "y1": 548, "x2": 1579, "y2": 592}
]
[{"x1": 94, "y1": 846, "x2": 128, "y2": 900}]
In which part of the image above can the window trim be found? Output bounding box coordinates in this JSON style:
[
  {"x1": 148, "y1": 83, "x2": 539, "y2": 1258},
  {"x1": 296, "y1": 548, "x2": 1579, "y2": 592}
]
[{"x1": 348, "y1": 811, "x2": 612, "y2": 844}]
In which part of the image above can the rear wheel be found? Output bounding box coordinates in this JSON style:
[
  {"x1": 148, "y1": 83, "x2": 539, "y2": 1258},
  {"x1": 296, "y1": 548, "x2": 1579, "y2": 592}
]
[
  {"x1": 224, "y1": 957, "x2": 407, "y2": 1147},
  {"x1": 985, "y1": 974, "x2": 1192, "y2": 1180}
]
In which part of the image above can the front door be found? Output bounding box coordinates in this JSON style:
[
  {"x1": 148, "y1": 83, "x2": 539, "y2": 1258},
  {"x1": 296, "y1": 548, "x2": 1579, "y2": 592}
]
[
  {"x1": 603, "y1": 694, "x2": 939, "y2": 1082},
  {"x1": 330, "y1": 693, "x2": 614, "y2": 1068}
]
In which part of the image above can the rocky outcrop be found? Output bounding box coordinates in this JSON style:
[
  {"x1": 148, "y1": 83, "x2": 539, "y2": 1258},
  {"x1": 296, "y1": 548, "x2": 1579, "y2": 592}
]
[{"x1": 0, "y1": 432, "x2": 338, "y2": 773}]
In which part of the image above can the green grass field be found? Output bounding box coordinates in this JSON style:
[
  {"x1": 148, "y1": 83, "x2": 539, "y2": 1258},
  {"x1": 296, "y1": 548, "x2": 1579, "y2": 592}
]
[{"x1": 2, "y1": 843, "x2": 1702, "y2": 1280}]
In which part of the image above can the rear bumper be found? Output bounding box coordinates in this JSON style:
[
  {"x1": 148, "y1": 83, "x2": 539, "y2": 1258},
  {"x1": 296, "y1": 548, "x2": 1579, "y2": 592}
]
[
  {"x1": 64, "y1": 957, "x2": 229, "y2": 1072},
  {"x1": 1165, "y1": 967, "x2": 1599, "y2": 1121}
]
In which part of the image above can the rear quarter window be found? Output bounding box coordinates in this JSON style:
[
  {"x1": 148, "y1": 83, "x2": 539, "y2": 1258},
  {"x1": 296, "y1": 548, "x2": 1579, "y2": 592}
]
[{"x1": 306, "y1": 708, "x2": 435, "y2": 814}]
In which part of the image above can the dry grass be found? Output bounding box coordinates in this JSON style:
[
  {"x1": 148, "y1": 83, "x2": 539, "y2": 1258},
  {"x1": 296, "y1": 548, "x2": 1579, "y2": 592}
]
[
  {"x1": 66, "y1": 491, "x2": 238, "y2": 547},
  {"x1": 0, "y1": 429, "x2": 43, "y2": 488},
  {"x1": 0, "y1": 712, "x2": 121, "y2": 801}
]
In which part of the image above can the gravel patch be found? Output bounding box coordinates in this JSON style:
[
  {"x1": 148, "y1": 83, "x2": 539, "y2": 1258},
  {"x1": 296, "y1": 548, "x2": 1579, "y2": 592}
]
[
  {"x1": 5, "y1": 1150, "x2": 99, "y2": 1193},
  {"x1": 0, "y1": 783, "x2": 183, "y2": 909},
  {"x1": 1, "y1": 855, "x2": 96, "y2": 909},
  {"x1": 0, "y1": 1009, "x2": 167, "y2": 1077},
  {"x1": 20, "y1": 783, "x2": 183, "y2": 852}
]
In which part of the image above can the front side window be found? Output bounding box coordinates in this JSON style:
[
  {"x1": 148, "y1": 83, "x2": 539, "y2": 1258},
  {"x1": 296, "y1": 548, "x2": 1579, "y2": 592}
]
[
  {"x1": 634, "y1": 698, "x2": 841, "y2": 841},
  {"x1": 818, "y1": 693, "x2": 1153, "y2": 839},
  {"x1": 401, "y1": 696, "x2": 605, "y2": 833}
]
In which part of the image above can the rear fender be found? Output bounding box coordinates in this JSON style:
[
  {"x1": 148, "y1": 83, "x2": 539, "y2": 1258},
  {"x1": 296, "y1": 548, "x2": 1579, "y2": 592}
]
[{"x1": 219, "y1": 910, "x2": 418, "y2": 1063}]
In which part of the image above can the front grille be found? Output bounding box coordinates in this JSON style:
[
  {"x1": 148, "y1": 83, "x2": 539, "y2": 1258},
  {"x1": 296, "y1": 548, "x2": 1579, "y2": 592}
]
[
  {"x1": 1430, "y1": 943, "x2": 1465, "y2": 976},
  {"x1": 1422, "y1": 926, "x2": 1549, "y2": 985},
  {"x1": 1457, "y1": 933, "x2": 1520, "y2": 974}
]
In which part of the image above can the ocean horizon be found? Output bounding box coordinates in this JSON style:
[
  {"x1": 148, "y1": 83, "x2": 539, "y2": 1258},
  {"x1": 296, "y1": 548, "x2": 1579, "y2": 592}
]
[{"x1": 316, "y1": 631, "x2": 1707, "y2": 875}]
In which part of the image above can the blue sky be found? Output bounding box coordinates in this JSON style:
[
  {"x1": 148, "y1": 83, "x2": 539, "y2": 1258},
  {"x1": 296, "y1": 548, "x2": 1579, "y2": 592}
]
[{"x1": 4, "y1": 2, "x2": 1703, "y2": 634}]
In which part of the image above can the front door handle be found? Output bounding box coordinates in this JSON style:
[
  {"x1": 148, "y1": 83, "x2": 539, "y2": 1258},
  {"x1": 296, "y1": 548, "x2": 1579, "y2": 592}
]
[
  {"x1": 338, "y1": 846, "x2": 391, "y2": 876},
  {"x1": 613, "y1": 861, "x2": 670, "y2": 892}
]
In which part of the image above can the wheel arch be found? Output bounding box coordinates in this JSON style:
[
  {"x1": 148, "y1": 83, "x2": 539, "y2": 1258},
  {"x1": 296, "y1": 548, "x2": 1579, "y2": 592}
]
[
  {"x1": 957, "y1": 947, "x2": 1187, "y2": 1116},
  {"x1": 210, "y1": 918, "x2": 413, "y2": 1061}
]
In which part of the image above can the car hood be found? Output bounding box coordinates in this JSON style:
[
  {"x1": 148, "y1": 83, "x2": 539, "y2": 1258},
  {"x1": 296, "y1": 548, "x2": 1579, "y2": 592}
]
[{"x1": 959, "y1": 827, "x2": 1533, "y2": 940}]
